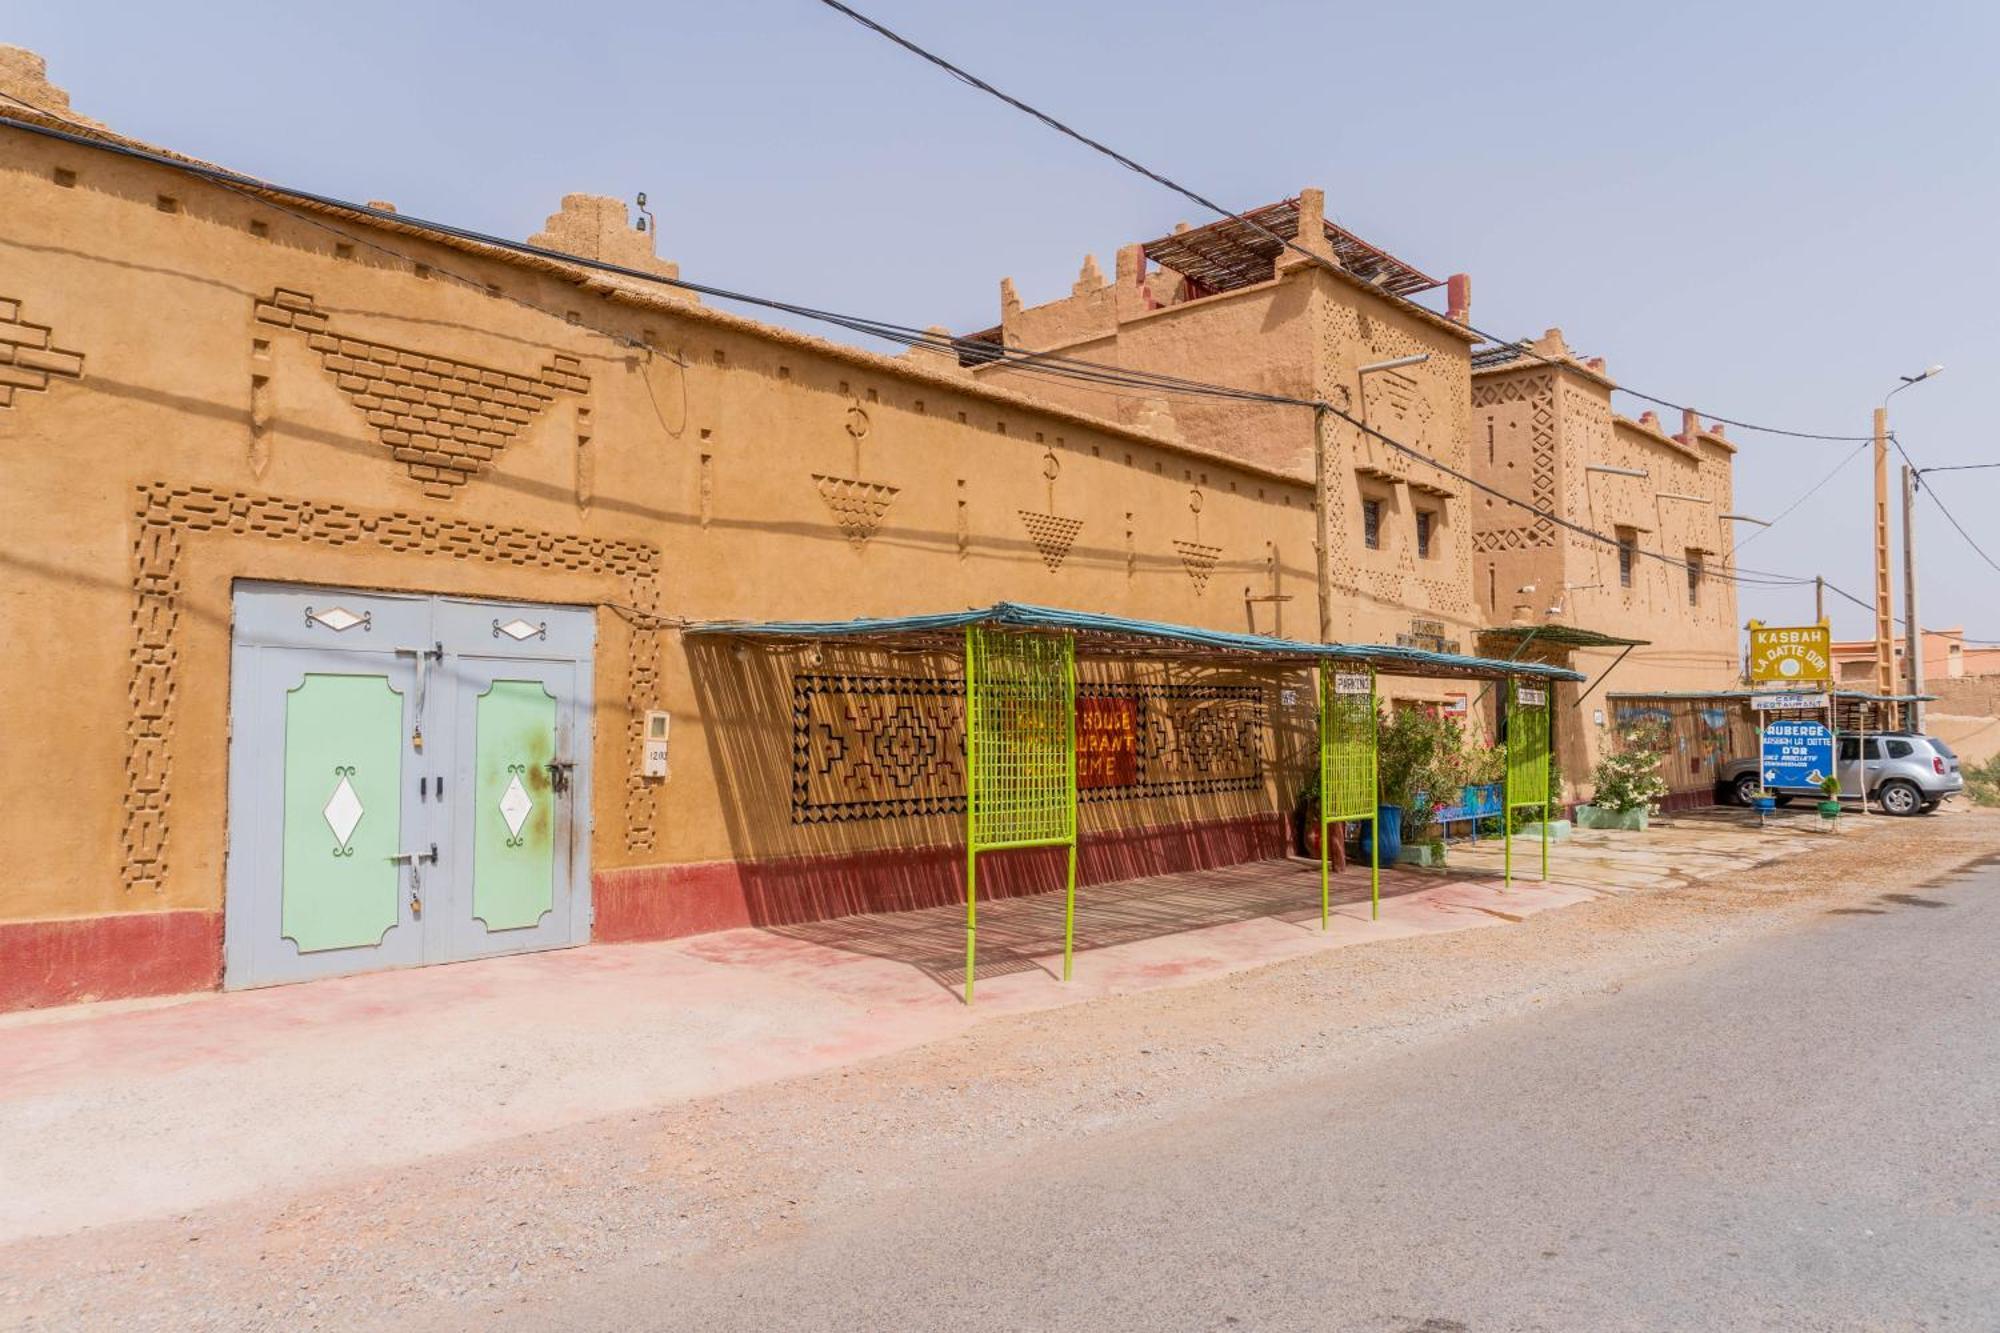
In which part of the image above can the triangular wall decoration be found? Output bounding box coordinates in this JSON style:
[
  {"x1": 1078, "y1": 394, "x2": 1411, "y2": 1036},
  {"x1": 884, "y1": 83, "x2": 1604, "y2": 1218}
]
[
  {"x1": 1018, "y1": 510, "x2": 1083, "y2": 572},
  {"x1": 814, "y1": 474, "x2": 900, "y2": 547},
  {"x1": 1174, "y1": 539, "x2": 1222, "y2": 593}
]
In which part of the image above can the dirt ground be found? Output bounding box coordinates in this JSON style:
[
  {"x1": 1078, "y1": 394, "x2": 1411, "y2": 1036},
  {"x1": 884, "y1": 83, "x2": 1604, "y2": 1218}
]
[{"x1": 4, "y1": 808, "x2": 1995, "y2": 1331}]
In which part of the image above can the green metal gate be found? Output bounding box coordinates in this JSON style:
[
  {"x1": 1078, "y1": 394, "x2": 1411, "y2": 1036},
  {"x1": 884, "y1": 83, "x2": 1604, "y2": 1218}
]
[
  {"x1": 1319, "y1": 666, "x2": 1380, "y2": 923},
  {"x1": 963, "y1": 627, "x2": 1077, "y2": 1002},
  {"x1": 1504, "y1": 679, "x2": 1552, "y2": 885}
]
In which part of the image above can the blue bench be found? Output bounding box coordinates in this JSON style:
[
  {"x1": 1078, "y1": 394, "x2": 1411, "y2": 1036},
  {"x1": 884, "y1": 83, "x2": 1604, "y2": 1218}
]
[{"x1": 1426, "y1": 782, "x2": 1505, "y2": 842}]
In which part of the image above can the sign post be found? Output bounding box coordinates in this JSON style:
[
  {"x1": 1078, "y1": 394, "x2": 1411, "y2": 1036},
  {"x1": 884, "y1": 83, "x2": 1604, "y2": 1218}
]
[{"x1": 1745, "y1": 622, "x2": 1837, "y2": 822}]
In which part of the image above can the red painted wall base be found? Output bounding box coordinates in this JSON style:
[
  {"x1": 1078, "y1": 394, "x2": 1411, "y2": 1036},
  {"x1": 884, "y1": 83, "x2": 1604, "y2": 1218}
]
[
  {"x1": 0, "y1": 814, "x2": 1289, "y2": 1011},
  {"x1": 594, "y1": 811, "x2": 1290, "y2": 944},
  {"x1": 0, "y1": 909, "x2": 222, "y2": 1013}
]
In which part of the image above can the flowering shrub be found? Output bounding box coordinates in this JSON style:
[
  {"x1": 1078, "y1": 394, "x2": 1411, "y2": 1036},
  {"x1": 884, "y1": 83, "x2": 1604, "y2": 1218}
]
[{"x1": 1589, "y1": 724, "x2": 1670, "y2": 813}]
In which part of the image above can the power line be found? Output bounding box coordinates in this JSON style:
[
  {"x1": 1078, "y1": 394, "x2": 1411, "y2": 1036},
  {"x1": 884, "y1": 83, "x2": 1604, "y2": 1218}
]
[
  {"x1": 1890, "y1": 437, "x2": 2000, "y2": 577},
  {"x1": 1914, "y1": 461, "x2": 2000, "y2": 476},
  {"x1": 814, "y1": 0, "x2": 1879, "y2": 445},
  {"x1": 1730, "y1": 437, "x2": 1870, "y2": 556},
  {"x1": 0, "y1": 107, "x2": 1816, "y2": 598}
]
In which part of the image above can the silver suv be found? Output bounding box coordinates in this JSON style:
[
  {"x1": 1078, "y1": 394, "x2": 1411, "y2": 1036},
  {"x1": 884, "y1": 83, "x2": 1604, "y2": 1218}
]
[{"x1": 1719, "y1": 731, "x2": 1964, "y2": 816}]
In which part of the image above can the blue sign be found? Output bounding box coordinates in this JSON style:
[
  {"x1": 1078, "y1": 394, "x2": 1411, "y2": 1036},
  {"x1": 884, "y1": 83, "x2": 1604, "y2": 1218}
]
[{"x1": 1761, "y1": 718, "x2": 1835, "y2": 790}]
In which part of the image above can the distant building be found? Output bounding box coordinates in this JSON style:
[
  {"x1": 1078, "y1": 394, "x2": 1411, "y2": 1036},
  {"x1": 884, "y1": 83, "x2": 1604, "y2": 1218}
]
[{"x1": 1833, "y1": 626, "x2": 1998, "y2": 687}]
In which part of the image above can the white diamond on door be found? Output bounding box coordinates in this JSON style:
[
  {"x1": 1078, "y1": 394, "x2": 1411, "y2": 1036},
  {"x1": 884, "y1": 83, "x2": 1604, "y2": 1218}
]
[
  {"x1": 323, "y1": 773, "x2": 364, "y2": 850},
  {"x1": 498, "y1": 773, "x2": 532, "y2": 839}
]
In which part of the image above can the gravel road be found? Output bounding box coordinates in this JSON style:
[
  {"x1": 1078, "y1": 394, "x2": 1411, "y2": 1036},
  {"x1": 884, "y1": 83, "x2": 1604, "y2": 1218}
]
[
  {"x1": 3, "y1": 810, "x2": 1994, "y2": 1330},
  {"x1": 525, "y1": 844, "x2": 2000, "y2": 1330}
]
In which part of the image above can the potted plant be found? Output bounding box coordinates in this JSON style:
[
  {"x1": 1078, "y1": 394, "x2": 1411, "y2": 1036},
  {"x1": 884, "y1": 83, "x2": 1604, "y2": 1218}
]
[
  {"x1": 1577, "y1": 723, "x2": 1669, "y2": 831},
  {"x1": 1372, "y1": 708, "x2": 1473, "y2": 867},
  {"x1": 1817, "y1": 774, "x2": 1843, "y2": 822}
]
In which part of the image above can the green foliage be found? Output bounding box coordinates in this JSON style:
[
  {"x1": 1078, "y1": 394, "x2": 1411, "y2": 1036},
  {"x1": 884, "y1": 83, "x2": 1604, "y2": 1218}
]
[
  {"x1": 1818, "y1": 772, "x2": 1842, "y2": 798},
  {"x1": 1965, "y1": 754, "x2": 2000, "y2": 808},
  {"x1": 1468, "y1": 741, "x2": 1508, "y2": 786},
  {"x1": 1588, "y1": 720, "x2": 1670, "y2": 814},
  {"x1": 1378, "y1": 707, "x2": 1476, "y2": 846}
]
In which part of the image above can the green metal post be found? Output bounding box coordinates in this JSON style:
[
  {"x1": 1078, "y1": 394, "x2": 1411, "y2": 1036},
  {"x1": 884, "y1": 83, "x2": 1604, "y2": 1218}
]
[
  {"x1": 1369, "y1": 673, "x2": 1380, "y2": 921},
  {"x1": 1503, "y1": 686, "x2": 1513, "y2": 890},
  {"x1": 1542, "y1": 701, "x2": 1552, "y2": 881},
  {"x1": 1318, "y1": 668, "x2": 1330, "y2": 930},
  {"x1": 1062, "y1": 642, "x2": 1078, "y2": 981},
  {"x1": 1541, "y1": 789, "x2": 1550, "y2": 881},
  {"x1": 964, "y1": 626, "x2": 978, "y2": 1005},
  {"x1": 1062, "y1": 841, "x2": 1077, "y2": 981}
]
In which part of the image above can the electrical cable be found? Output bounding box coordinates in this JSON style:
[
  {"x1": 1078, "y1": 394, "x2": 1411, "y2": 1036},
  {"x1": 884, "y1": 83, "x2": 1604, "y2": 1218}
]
[
  {"x1": 1890, "y1": 436, "x2": 2000, "y2": 576},
  {"x1": 813, "y1": 0, "x2": 1879, "y2": 444},
  {"x1": 1730, "y1": 437, "x2": 1871, "y2": 556}
]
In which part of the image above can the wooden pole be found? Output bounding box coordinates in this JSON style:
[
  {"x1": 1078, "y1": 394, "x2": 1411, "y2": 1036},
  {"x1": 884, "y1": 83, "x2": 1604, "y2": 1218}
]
[{"x1": 1902, "y1": 464, "x2": 1924, "y2": 731}]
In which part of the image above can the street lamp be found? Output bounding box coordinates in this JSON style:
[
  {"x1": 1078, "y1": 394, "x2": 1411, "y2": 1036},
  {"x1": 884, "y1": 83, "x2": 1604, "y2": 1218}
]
[{"x1": 1873, "y1": 364, "x2": 1943, "y2": 708}]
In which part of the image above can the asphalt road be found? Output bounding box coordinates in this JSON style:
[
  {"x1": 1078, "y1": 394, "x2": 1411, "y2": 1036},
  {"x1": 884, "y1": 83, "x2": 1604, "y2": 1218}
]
[{"x1": 518, "y1": 853, "x2": 2000, "y2": 1331}]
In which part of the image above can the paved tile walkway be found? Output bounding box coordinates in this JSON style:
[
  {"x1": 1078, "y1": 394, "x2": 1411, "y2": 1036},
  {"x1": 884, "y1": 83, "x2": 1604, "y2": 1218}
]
[{"x1": 0, "y1": 807, "x2": 1858, "y2": 1243}]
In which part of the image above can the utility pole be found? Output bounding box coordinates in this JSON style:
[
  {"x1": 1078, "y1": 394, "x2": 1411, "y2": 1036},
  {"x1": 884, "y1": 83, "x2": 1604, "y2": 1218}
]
[
  {"x1": 1903, "y1": 464, "x2": 1924, "y2": 731},
  {"x1": 1872, "y1": 406, "x2": 1894, "y2": 695},
  {"x1": 1873, "y1": 365, "x2": 1944, "y2": 697},
  {"x1": 1313, "y1": 405, "x2": 1333, "y2": 643},
  {"x1": 1814, "y1": 575, "x2": 1825, "y2": 625}
]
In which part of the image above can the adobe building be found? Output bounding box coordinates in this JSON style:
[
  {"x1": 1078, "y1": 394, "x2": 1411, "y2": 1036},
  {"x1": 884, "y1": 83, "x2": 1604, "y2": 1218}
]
[
  {"x1": 2, "y1": 52, "x2": 1465, "y2": 1010},
  {"x1": 1468, "y1": 330, "x2": 1746, "y2": 802},
  {"x1": 959, "y1": 192, "x2": 1487, "y2": 716}
]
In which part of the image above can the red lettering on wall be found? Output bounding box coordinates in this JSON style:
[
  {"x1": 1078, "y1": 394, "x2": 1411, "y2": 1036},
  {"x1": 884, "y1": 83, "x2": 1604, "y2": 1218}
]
[{"x1": 1077, "y1": 695, "x2": 1138, "y2": 789}]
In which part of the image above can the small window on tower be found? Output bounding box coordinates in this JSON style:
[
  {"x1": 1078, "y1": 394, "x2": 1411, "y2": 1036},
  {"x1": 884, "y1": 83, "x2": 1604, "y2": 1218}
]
[
  {"x1": 1686, "y1": 550, "x2": 1704, "y2": 605},
  {"x1": 1363, "y1": 497, "x2": 1382, "y2": 550},
  {"x1": 1617, "y1": 527, "x2": 1638, "y2": 588},
  {"x1": 1416, "y1": 509, "x2": 1436, "y2": 559}
]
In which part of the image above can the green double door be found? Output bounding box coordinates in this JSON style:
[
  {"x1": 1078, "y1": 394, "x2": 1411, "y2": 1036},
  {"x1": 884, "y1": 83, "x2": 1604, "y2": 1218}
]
[{"x1": 224, "y1": 584, "x2": 596, "y2": 988}]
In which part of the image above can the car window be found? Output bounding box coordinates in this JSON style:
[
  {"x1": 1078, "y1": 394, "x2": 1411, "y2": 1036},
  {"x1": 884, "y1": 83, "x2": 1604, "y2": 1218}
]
[
  {"x1": 1863, "y1": 739, "x2": 1882, "y2": 759},
  {"x1": 1886, "y1": 739, "x2": 1914, "y2": 758},
  {"x1": 1838, "y1": 737, "x2": 1858, "y2": 761},
  {"x1": 1929, "y1": 737, "x2": 1958, "y2": 760}
]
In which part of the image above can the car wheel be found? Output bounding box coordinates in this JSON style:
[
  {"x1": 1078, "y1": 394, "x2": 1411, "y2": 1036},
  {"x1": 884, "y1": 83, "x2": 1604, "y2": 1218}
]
[
  {"x1": 1732, "y1": 773, "x2": 1761, "y2": 806},
  {"x1": 1878, "y1": 780, "x2": 1923, "y2": 817}
]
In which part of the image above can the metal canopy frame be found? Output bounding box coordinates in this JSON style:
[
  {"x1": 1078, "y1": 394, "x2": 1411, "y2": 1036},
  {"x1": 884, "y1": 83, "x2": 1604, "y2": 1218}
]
[{"x1": 690, "y1": 604, "x2": 1584, "y2": 1002}]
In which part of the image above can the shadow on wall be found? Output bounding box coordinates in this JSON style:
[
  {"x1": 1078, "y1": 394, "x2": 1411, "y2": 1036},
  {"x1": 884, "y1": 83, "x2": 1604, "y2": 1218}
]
[{"x1": 684, "y1": 637, "x2": 1318, "y2": 930}]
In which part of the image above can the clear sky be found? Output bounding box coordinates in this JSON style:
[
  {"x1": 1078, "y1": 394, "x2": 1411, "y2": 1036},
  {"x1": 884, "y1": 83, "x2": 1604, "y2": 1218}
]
[{"x1": 12, "y1": 0, "x2": 1996, "y2": 642}]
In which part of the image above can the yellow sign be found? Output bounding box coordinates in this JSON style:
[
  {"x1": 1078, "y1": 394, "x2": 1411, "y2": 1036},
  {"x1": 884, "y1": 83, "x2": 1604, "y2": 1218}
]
[{"x1": 1748, "y1": 624, "x2": 1832, "y2": 686}]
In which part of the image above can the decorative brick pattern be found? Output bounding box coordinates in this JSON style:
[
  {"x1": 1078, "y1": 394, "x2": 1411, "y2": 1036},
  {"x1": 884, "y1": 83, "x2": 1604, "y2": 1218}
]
[
  {"x1": 790, "y1": 673, "x2": 1264, "y2": 824},
  {"x1": 1470, "y1": 372, "x2": 1557, "y2": 552},
  {"x1": 0, "y1": 296, "x2": 85, "y2": 408},
  {"x1": 122, "y1": 484, "x2": 662, "y2": 898},
  {"x1": 812, "y1": 474, "x2": 900, "y2": 546},
  {"x1": 253, "y1": 289, "x2": 588, "y2": 498},
  {"x1": 1018, "y1": 510, "x2": 1083, "y2": 572},
  {"x1": 1173, "y1": 539, "x2": 1222, "y2": 593}
]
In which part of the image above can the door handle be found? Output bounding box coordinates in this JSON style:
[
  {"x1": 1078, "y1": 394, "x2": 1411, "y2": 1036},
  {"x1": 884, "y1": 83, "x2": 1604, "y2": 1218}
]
[
  {"x1": 389, "y1": 844, "x2": 438, "y2": 917},
  {"x1": 545, "y1": 760, "x2": 575, "y2": 795}
]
